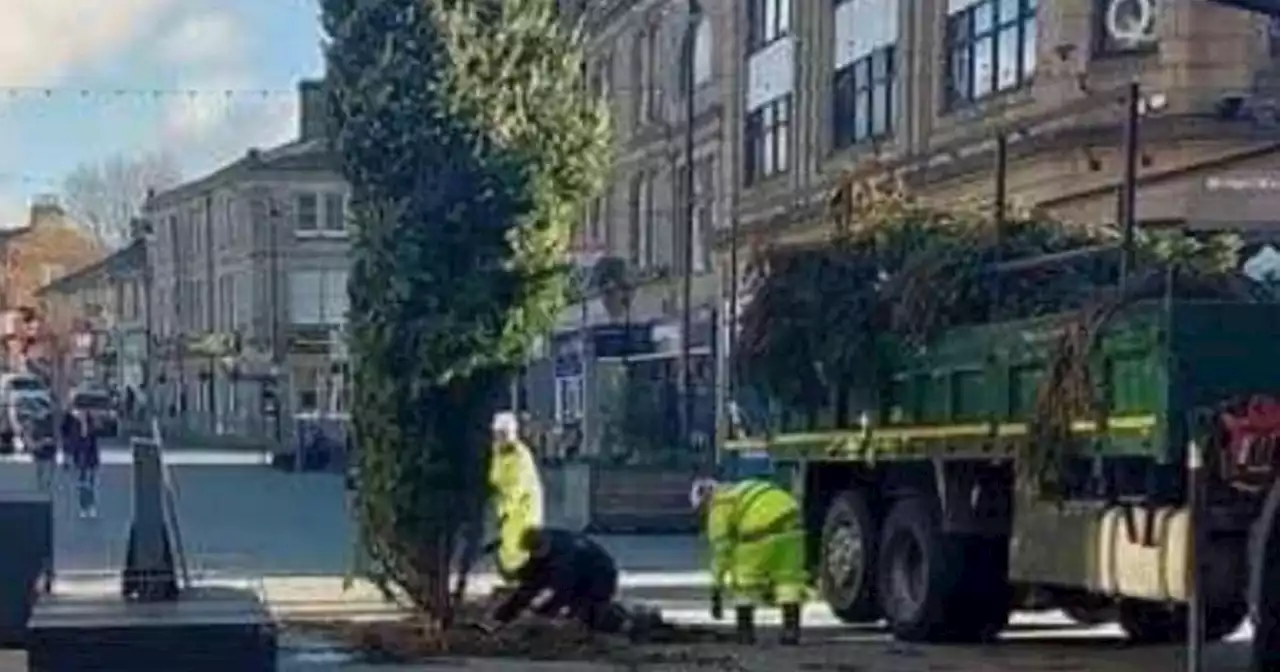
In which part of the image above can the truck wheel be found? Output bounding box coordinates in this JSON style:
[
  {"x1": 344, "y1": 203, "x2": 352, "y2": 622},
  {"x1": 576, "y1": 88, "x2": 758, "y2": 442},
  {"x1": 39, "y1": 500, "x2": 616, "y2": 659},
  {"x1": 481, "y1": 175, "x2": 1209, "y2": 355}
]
[
  {"x1": 819, "y1": 490, "x2": 880, "y2": 623},
  {"x1": 877, "y1": 497, "x2": 964, "y2": 641},
  {"x1": 1118, "y1": 599, "x2": 1248, "y2": 643}
]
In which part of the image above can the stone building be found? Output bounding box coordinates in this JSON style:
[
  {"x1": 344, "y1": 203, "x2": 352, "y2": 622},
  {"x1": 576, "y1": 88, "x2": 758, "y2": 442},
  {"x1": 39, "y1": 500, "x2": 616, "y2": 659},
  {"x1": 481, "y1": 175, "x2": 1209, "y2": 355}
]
[
  {"x1": 722, "y1": 0, "x2": 1280, "y2": 272},
  {"x1": 34, "y1": 238, "x2": 148, "y2": 403},
  {"x1": 529, "y1": 0, "x2": 737, "y2": 464},
  {"x1": 143, "y1": 80, "x2": 350, "y2": 445}
]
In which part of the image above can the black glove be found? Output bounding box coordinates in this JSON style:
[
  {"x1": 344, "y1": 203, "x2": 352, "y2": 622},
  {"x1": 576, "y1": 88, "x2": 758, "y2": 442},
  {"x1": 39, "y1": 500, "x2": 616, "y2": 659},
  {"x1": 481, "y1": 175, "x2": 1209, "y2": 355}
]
[{"x1": 710, "y1": 589, "x2": 723, "y2": 621}]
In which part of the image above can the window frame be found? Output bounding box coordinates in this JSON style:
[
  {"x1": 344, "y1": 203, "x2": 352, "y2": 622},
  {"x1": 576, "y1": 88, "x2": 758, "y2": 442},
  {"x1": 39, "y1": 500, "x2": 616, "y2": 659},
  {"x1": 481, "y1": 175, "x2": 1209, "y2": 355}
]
[
  {"x1": 744, "y1": 94, "x2": 792, "y2": 186},
  {"x1": 832, "y1": 45, "x2": 897, "y2": 151},
  {"x1": 554, "y1": 375, "x2": 585, "y2": 425},
  {"x1": 747, "y1": 0, "x2": 792, "y2": 53},
  {"x1": 943, "y1": 0, "x2": 1037, "y2": 110},
  {"x1": 295, "y1": 192, "x2": 320, "y2": 234}
]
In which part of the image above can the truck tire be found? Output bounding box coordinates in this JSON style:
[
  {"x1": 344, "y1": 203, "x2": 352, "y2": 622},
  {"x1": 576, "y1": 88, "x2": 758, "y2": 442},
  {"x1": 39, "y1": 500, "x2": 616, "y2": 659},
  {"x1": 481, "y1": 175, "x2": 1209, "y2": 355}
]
[
  {"x1": 1117, "y1": 599, "x2": 1248, "y2": 644},
  {"x1": 877, "y1": 497, "x2": 1006, "y2": 642},
  {"x1": 819, "y1": 490, "x2": 880, "y2": 623}
]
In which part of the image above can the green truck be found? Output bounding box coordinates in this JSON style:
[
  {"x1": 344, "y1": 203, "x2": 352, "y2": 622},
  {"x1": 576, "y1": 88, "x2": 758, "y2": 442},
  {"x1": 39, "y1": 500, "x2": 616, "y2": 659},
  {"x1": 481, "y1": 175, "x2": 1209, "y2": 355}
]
[{"x1": 726, "y1": 298, "x2": 1280, "y2": 643}]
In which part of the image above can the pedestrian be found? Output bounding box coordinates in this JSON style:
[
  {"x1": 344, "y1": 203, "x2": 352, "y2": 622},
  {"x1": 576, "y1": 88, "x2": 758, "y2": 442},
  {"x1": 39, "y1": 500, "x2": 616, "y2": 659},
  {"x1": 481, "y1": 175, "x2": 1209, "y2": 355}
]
[
  {"x1": 689, "y1": 477, "x2": 807, "y2": 646},
  {"x1": 476, "y1": 527, "x2": 636, "y2": 636},
  {"x1": 61, "y1": 408, "x2": 99, "y2": 518},
  {"x1": 487, "y1": 411, "x2": 545, "y2": 583},
  {"x1": 27, "y1": 404, "x2": 57, "y2": 493}
]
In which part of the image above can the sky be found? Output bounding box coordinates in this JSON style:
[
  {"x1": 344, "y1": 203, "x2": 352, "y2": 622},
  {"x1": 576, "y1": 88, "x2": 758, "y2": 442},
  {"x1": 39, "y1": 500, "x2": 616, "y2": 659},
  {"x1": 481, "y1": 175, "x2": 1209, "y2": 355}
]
[{"x1": 0, "y1": 0, "x2": 326, "y2": 229}]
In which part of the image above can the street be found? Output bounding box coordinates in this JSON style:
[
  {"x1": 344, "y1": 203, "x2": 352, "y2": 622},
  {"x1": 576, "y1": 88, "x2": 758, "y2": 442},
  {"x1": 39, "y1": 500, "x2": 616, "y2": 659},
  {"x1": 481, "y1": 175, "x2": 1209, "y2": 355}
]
[{"x1": 0, "y1": 447, "x2": 1258, "y2": 670}]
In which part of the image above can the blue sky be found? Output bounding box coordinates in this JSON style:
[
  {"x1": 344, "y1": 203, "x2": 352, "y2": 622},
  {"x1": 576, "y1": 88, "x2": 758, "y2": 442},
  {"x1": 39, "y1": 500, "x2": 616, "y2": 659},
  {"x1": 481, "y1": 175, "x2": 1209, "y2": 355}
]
[{"x1": 0, "y1": 0, "x2": 326, "y2": 228}]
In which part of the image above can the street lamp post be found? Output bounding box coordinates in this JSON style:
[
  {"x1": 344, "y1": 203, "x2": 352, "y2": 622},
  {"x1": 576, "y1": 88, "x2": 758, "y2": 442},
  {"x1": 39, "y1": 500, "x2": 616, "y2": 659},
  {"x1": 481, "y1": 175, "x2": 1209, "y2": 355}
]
[{"x1": 678, "y1": 0, "x2": 703, "y2": 464}]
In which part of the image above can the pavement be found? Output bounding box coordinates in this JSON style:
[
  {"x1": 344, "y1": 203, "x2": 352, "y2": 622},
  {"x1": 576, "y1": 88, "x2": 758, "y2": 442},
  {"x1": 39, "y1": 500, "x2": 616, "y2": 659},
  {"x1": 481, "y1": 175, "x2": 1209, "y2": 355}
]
[{"x1": 0, "y1": 446, "x2": 1262, "y2": 671}]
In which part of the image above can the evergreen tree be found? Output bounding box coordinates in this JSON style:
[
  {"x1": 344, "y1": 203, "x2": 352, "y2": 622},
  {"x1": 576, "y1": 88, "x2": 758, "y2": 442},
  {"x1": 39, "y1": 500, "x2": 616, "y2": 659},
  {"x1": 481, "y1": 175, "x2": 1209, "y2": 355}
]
[{"x1": 321, "y1": 0, "x2": 610, "y2": 626}]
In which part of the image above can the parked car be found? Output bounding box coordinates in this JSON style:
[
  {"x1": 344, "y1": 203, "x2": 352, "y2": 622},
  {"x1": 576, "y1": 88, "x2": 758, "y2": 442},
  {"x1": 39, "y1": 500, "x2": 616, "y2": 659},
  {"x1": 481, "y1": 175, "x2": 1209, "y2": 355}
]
[
  {"x1": 0, "y1": 372, "x2": 48, "y2": 400},
  {"x1": 67, "y1": 387, "x2": 118, "y2": 438},
  {"x1": 9, "y1": 395, "x2": 56, "y2": 455}
]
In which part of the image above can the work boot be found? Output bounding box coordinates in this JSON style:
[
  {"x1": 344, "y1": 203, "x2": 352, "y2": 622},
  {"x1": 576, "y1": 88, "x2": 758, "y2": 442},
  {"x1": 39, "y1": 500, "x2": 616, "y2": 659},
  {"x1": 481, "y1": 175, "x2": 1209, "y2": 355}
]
[
  {"x1": 735, "y1": 605, "x2": 756, "y2": 645},
  {"x1": 780, "y1": 603, "x2": 801, "y2": 646}
]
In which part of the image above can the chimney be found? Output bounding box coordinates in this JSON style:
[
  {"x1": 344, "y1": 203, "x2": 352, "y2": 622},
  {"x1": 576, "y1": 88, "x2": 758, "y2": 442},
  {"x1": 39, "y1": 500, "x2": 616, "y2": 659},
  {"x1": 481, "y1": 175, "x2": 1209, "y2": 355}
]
[
  {"x1": 298, "y1": 79, "x2": 330, "y2": 141},
  {"x1": 28, "y1": 194, "x2": 65, "y2": 228}
]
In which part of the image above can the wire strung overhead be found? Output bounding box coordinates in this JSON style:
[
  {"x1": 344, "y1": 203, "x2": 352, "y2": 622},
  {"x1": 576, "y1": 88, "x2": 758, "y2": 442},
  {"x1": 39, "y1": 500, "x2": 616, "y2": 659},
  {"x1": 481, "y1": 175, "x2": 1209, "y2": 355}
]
[{"x1": 0, "y1": 85, "x2": 297, "y2": 101}]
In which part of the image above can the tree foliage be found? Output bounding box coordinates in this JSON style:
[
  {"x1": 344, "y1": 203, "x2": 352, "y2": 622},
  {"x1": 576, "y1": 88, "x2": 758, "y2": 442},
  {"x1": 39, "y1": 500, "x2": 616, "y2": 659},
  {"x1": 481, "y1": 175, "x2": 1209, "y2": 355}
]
[
  {"x1": 322, "y1": 0, "x2": 609, "y2": 626},
  {"x1": 61, "y1": 152, "x2": 182, "y2": 247},
  {"x1": 735, "y1": 170, "x2": 1252, "y2": 426}
]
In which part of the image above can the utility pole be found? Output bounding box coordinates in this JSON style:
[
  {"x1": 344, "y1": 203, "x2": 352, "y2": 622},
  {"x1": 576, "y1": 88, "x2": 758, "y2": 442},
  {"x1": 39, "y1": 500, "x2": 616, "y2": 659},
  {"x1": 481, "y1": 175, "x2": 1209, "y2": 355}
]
[
  {"x1": 992, "y1": 132, "x2": 1008, "y2": 317},
  {"x1": 1118, "y1": 81, "x2": 1140, "y2": 286},
  {"x1": 170, "y1": 211, "x2": 188, "y2": 422},
  {"x1": 268, "y1": 198, "x2": 284, "y2": 448},
  {"x1": 678, "y1": 0, "x2": 702, "y2": 462}
]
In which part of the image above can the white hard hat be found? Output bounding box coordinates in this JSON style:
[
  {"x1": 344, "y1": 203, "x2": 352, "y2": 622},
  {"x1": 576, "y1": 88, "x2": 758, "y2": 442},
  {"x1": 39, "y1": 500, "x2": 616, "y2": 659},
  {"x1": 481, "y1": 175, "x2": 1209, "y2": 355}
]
[
  {"x1": 689, "y1": 478, "x2": 718, "y2": 510},
  {"x1": 491, "y1": 411, "x2": 519, "y2": 436}
]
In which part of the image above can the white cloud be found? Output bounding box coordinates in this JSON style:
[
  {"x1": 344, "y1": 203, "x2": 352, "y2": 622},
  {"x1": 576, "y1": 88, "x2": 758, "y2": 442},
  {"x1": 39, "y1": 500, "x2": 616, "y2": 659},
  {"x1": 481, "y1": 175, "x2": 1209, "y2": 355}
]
[
  {"x1": 158, "y1": 10, "x2": 243, "y2": 67},
  {"x1": 0, "y1": 0, "x2": 175, "y2": 85},
  {"x1": 151, "y1": 7, "x2": 301, "y2": 169}
]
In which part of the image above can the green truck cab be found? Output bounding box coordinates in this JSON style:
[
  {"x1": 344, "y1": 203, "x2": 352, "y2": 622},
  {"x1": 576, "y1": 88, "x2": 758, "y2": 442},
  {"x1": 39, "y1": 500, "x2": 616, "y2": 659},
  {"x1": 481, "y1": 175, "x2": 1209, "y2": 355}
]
[{"x1": 726, "y1": 299, "x2": 1280, "y2": 643}]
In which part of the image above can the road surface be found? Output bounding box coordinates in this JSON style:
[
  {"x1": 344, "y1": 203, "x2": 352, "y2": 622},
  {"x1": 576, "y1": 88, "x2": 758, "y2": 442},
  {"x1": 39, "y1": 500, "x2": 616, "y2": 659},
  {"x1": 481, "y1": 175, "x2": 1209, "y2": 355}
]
[{"x1": 0, "y1": 447, "x2": 1258, "y2": 670}]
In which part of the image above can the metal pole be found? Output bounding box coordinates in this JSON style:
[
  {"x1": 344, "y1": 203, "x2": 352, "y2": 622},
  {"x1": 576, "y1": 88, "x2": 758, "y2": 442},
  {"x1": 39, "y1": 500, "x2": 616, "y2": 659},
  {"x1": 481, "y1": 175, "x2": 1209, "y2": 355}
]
[
  {"x1": 993, "y1": 132, "x2": 1008, "y2": 318},
  {"x1": 1187, "y1": 437, "x2": 1206, "y2": 672},
  {"x1": 170, "y1": 211, "x2": 187, "y2": 423},
  {"x1": 679, "y1": 0, "x2": 701, "y2": 462},
  {"x1": 268, "y1": 199, "x2": 287, "y2": 457},
  {"x1": 0, "y1": 231, "x2": 8, "y2": 369},
  {"x1": 1118, "y1": 81, "x2": 1141, "y2": 286}
]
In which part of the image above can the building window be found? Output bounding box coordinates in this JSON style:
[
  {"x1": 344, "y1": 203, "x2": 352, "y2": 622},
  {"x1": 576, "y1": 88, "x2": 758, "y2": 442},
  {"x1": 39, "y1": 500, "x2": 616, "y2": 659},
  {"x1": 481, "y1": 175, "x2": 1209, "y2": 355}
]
[
  {"x1": 644, "y1": 25, "x2": 663, "y2": 122},
  {"x1": 832, "y1": 0, "x2": 898, "y2": 150},
  {"x1": 691, "y1": 18, "x2": 714, "y2": 86},
  {"x1": 288, "y1": 269, "x2": 349, "y2": 325},
  {"x1": 747, "y1": 0, "x2": 791, "y2": 52},
  {"x1": 628, "y1": 173, "x2": 655, "y2": 269},
  {"x1": 695, "y1": 159, "x2": 714, "y2": 274},
  {"x1": 295, "y1": 193, "x2": 319, "y2": 233},
  {"x1": 675, "y1": 160, "x2": 715, "y2": 275},
  {"x1": 944, "y1": 0, "x2": 1037, "y2": 108},
  {"x1": 554, "y1": 375, "x2": 584, "y2": 424},
  {"x1": 833, "y1": 48, "x2": 895, "y2": 149},
  {"x1": 323, "y1": 193, "x2": 346, "y2": 233},
  {"x1": 745, "y1": 94, "x2": 792, "y2": 185},
  {"x1": 631, "y1": 32, "x2": 647, "y2": 126}
]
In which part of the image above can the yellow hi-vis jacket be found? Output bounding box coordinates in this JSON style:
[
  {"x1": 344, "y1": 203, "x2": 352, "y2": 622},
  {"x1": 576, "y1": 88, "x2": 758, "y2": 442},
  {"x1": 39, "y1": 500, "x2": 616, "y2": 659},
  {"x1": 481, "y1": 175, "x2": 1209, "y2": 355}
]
[
  {"x1": 706, "y1": 479, "x2": 807, "y2": 606},
  {"x1": 488, "y1": 438, "x2": 545, "y2": 577}
]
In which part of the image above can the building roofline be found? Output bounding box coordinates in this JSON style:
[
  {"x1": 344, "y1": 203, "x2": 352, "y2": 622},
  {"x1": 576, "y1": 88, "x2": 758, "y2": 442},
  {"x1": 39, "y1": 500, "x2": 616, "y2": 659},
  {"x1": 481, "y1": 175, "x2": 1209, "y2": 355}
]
[
  {"x1": 35, "y1": 239, "x2": 146, "y2": 298},
  {"x1": 143, "y1": 137, "x2": 336, "y2": 211}
]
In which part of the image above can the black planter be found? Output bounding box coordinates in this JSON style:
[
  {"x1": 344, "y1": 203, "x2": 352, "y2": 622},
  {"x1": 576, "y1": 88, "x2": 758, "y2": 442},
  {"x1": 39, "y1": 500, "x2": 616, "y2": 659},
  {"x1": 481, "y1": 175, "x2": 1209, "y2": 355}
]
[{"x1": 0, "y1": 492, "x2": 53, "y2": 647}]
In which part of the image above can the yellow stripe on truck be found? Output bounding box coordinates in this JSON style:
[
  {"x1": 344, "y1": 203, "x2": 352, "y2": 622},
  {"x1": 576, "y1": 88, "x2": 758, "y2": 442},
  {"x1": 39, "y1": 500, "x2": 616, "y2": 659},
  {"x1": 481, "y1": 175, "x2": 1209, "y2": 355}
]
[{"x1": 721, "y1": 414, "x2": 1157, "y2": 453}]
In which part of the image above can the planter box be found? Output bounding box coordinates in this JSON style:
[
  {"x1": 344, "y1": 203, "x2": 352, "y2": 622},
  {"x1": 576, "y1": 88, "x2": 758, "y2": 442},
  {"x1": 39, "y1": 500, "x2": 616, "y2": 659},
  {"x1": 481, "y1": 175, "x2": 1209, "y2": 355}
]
[
  {"x1": 0, "y1": 492, "x2": 51, "y2": 648},
  {"x1": 26, "y1": 585, "x2": 276, "y2": 672}
]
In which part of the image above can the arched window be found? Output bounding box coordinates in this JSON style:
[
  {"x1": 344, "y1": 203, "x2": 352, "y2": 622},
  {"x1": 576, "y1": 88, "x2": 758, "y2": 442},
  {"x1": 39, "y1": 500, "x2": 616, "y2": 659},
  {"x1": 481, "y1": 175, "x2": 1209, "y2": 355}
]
[{"x1": 692, "y1": 17, "x2": 713, "y2": 85}]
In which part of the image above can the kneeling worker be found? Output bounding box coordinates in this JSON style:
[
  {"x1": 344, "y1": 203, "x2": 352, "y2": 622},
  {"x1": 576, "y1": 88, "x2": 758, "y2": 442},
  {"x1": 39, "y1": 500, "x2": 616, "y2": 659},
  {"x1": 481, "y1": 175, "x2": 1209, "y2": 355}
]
[
  {"x1": 690, "y1": 478, "x2": 806, "y2": 645},
  {"x1": 478, "y1": 527, "x2": 631, "y2": 635}
]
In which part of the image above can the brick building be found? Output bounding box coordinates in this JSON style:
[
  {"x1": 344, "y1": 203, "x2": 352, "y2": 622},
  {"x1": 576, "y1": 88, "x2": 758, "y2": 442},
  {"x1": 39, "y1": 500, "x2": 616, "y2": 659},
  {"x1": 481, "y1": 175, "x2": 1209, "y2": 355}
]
[{"x1": 0, "y1": 198, "x2": 103, "y2": 377}]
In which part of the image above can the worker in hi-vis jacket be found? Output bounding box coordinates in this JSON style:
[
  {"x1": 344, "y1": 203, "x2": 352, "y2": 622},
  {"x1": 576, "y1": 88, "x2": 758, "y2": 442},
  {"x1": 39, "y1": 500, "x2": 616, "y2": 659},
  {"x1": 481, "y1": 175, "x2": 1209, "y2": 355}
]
[
  {"x1": 690, "y1": 477, "x2": 807, "y2": 645},
  {"x1": 487, "y1": 411, "x2": 545, "y2": 581}
]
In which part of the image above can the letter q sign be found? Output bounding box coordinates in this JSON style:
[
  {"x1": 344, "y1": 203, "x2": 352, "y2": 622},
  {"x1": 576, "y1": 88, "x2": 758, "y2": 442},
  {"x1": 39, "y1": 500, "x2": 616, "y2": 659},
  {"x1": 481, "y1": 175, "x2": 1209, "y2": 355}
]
[{"x1": 1106, "y1": 0, "x2": 1158, "y2": 46}]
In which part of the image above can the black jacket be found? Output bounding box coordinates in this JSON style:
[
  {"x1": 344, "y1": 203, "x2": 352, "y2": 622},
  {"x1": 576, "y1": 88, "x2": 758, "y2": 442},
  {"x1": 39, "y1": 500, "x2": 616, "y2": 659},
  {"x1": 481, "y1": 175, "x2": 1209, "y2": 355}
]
[{"x1": 493, "y1": 528, "x2": 618, "y2": 623}]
